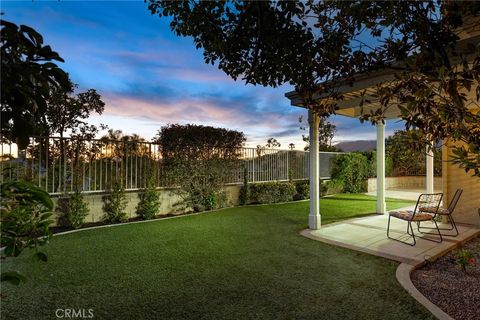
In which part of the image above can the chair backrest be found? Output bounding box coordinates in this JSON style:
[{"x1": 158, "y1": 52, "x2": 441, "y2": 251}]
[
  {"x1": 447, "y1": 189, "x2": 463, "y2": 213},
  {"x1": 413, "y1": 193, "x2": 443, "y2": 218}
]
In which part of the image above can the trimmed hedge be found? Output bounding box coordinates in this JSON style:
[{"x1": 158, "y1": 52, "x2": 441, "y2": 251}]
[{"x1": 249, "y1": 182, "x2": 296, "y2": 204}]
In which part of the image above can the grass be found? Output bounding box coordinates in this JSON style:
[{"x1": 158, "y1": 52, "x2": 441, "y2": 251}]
[{"x1": 1, "y1": 194, "x2": 433, "y2": 320}]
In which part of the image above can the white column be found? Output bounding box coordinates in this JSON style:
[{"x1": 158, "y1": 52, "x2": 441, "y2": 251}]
[
  {"x1": 376, "y1": 122, "x2": 386, "y2": 214},
  {"x1": 426, "y1": 145, "x2": 434, "y2": 194},
  {"x1": 308, "y1": 109, "x2": 321, "y2": 229}
]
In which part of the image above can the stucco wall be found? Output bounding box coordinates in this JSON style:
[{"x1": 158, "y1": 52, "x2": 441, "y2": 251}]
[
  {"x1": 367, "y1": 176, "x2": 442, "y2": 193},
  {"x1": 442, "y1": 141, "x2": 480, "y2": 227},
  {"x1": 51, "y1": 185, "x2": 242, "y2": 225}
]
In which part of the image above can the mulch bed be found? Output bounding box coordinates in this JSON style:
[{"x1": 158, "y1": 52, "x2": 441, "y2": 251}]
[{"x1": 411, "y1": 236, "x2": 480, "y2": 320}]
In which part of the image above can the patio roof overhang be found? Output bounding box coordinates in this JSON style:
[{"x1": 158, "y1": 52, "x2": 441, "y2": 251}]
[{"x1": 284, "y1": 33, "x2": 480, "y2": 120}]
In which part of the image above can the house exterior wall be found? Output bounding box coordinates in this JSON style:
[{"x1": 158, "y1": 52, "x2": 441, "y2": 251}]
[{"x1": 442, "y1": 141, "x2": 480, "y2": 227}]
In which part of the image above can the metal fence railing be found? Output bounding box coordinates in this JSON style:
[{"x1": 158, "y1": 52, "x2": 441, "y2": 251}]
[{"x1": 0, "y1": 136, "x2": 345, "y2": 195}]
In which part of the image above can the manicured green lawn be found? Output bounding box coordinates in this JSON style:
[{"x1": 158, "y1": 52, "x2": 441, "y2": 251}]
[{"x1": 2, "y1": 194, "x2": 433, "y2": 320}]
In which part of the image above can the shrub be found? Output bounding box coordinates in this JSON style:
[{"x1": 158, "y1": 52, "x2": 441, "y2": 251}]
[
  {"x1": 249, "y1": 182, "x2": 296, "y2": 204},
  {"x1": 168, "y1": 158, "x2": 230, "y2": 212},
  {"x1": 102, "y1": 179, "x2": 128, "y2": 223},
  {"x1": 1, "y1": 181, "x2": 54, "y2": 285},
  {"x1": 365, "y1": 151, "x2": 394, "y2": 177},
  {"x1": 331, "y1": 153, "x2": 370, "y2": 193},
  {"x1": 320, "y1": 180, "x2": 329, "y2": 196},
  {"x1": 57, "y1": 190, "x2": 89, "y2": 228},
  {"x1": 136, "y1": 177, "x2": 161, "y2": 220},
  {"x1": 294, "y1": 180, "x2": 309, "y2": 200}
]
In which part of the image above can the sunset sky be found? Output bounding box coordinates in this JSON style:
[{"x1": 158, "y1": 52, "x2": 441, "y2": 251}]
[{"x1": 3, "y1": 1, "x2": 405, "y2": 149}]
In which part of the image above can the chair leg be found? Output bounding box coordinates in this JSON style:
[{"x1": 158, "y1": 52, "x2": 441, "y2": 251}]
[
  {"x1": 417, "y1": 214, "x2": 459, "y2": 237},
  {"x1": 416, "y1": 219, "x2": 443, "y2": 243},
  {"x1": 449, "y1": 215, "x2": 459, "y2": 237},
  {"x1": 387, "y1": 215, "x2": 416, "y2": 246},
  {"x1": 432, "y1": 219, "x2": 443, "y2": 243},
  {"x1": 408, "y1": 221, "x2": 416, "y2": 246}
]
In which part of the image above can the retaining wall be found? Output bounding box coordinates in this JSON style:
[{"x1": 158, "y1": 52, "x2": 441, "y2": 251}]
[
  {"x1": 52, "y1": 185, "x2": 241, "y2": 225},
  {"x1": 367, "y1": 176, "x2": 442, "y2": 193}
]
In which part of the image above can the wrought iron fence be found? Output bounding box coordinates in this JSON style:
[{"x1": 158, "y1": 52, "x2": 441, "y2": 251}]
[{"x1": 0, "y1": 136, "x2": 345, "y2": 195}]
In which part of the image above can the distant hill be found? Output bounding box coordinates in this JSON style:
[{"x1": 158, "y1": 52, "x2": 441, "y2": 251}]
[{"x1": 334, "y1": 140, "x2": 376, "y2": 152}]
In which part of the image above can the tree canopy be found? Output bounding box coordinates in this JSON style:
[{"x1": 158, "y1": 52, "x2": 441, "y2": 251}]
[
  {"x1": 1, "y1": 19, "x2": 71, "y2": 148},
  {"x1": 147, "y1": 1, "x2": 480, "y2": 175},
  {"x1": 154, "y1": 124, "x2": 246, "y2": 161},
  {"x1": 42, "y1": 87, "x2": 105, "y2": 138}
]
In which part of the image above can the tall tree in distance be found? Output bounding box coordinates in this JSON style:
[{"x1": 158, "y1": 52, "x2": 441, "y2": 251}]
[
  {"x1": 1, "y1": 19, "x2": 71, "y2": 148},
  {"x1": 266, "y1": 138, "x2": 281, "y2": 149},
  {"x1": 42, "y1": 86, "x2": 105, "y2": 139}
]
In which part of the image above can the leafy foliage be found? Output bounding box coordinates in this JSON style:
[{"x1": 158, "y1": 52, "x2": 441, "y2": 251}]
[
  {"x1": 455, "y1": 248, "x2": 476, "y2": 274},
  {"x1": 154, "y1": 124, "x2": 246, "y2": 162},
  {"x1": 361, "y1": 151, "x2": 393, "y2": 178},
  {"x1": 169, "y1": 158, "x2": 229, "y2": 212},
  {"x1": 293, "y1": 180, "x2": 309, "y2": 201},
  {"x1": 386, "y1": 129, "x2": 442, "y2": 176},
  {"x1": 249, "y1": 182, "x2": 296, "y2": 204},
  {"x1": 331, "y1": 153, "x2": 370, "y2": 193},
  {"x1": 136, "y1": 171, "x2": 161, "y2": 220},
  {"x1": 102, "y1": 179, "x2": 128, "y2": 223},
  {"x1": 156, "y1": 124, "x2": 245, "y2": 212},
  {"x1": 1, "y1": 19, "x2": 70, "y2": 148},
  {"x1": 0, "y1": 181, "x2": 54, "y2": 285},
  {"x1": 147, "y1": 1, "x2": 480, "y2": 176},
  {"x1": 57, "y1": 190, "x2": 89, "y2": 229},
  {"x1": 41, "y1": 86, "x2": 105, "y2": 138}
]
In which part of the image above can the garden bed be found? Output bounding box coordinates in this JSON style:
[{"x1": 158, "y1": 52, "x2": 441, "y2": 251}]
[{"x1": 411, "y1": 236, "x2": 480, "y2": 320}]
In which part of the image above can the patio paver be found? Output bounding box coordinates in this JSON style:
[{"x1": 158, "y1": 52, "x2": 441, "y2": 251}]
[{"x1": 302, "y1": 213, "x2": 480, "y2": 265}]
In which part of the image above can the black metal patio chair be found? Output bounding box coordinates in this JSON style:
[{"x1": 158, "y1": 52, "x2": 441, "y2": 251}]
[
  {"x1": 387, "y1": 193, "x2": 443, "y2": 246},
  {"x1": 417, "y1": 189, "x2": 463, "y2": 237}
]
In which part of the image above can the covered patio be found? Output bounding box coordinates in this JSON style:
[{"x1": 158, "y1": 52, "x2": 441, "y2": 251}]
[{"x1": 284, "y1": 31, "x2": 480, "y2": 262}]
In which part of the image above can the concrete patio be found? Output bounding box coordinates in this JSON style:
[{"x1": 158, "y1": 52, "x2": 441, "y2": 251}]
[{"x1": 302, "y1": 212, "x2": 480, "y2": 266}]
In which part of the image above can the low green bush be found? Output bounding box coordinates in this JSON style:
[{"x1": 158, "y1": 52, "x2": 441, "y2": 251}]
[
  {"x1": 102, "y1": 179, "x2": 128, "y2": 223},
  {"x1": 57, "y1": 190, "x2": 89, "y2": 228},
  {"x1": 136, "y1": 182, "x2": 161, "y2": 220},
  {"x1": 249, "y1": 182, "x2": 296, "y2": 204},
  {"x1": 294, "y1": 180, "x2": 309, "y2": 200}
]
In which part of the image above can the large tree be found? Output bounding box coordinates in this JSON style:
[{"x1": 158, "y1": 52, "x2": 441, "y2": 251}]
[
  {"x1": 1, "y1": 20, "x2": 71, "y2": 149},
  {"x1": 147, "y1": 1, "x2": 480, "y2": 176}
]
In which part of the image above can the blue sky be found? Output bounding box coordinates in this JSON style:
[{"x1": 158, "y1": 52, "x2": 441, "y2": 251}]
[{"x1": 3, "y1": 1, "x2": 404, "y2": 148}]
